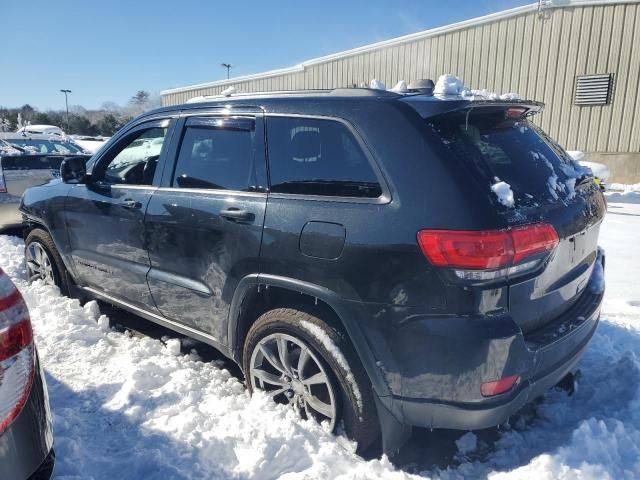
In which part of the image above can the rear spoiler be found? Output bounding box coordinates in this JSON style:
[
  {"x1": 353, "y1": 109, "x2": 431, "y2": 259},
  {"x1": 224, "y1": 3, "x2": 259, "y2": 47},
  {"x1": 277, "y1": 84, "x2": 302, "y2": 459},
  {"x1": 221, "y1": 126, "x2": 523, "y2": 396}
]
[{"x1": 402, "y1": 96, "x2": 544, "y2": 119}]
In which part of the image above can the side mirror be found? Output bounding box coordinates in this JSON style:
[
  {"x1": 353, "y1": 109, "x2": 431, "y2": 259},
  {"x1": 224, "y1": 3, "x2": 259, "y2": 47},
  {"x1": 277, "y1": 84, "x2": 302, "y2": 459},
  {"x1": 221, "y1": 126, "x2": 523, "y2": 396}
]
[{"x1": 60, "y1": 157, "x2": 87, "y2": 183}]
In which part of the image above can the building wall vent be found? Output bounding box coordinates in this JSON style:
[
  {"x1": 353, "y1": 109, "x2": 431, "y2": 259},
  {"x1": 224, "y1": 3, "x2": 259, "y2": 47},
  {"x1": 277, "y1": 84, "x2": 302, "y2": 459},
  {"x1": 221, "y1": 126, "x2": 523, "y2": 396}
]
[{"x1": 574, "y1": 74, "x2": 613, "y2": 106}]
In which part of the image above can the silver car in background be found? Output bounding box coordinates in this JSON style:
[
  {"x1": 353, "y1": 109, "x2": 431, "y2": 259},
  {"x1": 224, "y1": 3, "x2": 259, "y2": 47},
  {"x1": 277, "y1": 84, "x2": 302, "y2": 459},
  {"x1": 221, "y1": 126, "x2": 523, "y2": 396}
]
[{"x1": 0, "y1": 135, "x2": 90, "y2": 230}]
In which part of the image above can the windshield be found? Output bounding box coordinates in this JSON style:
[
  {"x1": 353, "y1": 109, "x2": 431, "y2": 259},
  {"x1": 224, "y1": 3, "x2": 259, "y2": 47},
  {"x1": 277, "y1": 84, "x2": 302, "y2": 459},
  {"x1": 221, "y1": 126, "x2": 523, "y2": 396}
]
[
  {"x1": 424, "y1": 107, "x2": 590, "y2": 206},
  {"x1": 7, "y1": 138, "x2": 85, "y2": 155}
]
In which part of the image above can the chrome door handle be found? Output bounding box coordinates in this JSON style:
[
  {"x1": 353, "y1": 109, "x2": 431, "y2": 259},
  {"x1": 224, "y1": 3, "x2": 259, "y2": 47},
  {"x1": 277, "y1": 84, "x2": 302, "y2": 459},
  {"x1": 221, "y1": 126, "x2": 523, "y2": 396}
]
[
  {"x1": 220, "y1": 208, "x2": 254, "y2": 222},
  {"x1": 120, "y1": 199, "x2": 141, "y2": 209}
]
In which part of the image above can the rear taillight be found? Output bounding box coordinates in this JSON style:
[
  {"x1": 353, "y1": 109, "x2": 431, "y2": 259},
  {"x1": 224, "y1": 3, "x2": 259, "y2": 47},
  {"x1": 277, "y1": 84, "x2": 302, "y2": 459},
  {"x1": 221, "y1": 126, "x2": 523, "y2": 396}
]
[
  {"x1": 481, "y1": 375, "x2": 520, "y2": 397},
  {"x1": 417, "y1": 223, "x2": 558, "y2": 280},
  {"x1": 0, "y1": 268, "x2": 34, "y2": 434}
]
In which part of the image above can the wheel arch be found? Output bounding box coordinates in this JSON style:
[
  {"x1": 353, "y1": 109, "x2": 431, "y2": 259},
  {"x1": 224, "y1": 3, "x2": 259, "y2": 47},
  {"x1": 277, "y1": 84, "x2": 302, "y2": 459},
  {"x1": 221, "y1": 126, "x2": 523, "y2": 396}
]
[{"x1": 228, "y1": 273, "x2": 391, "y2": 398}]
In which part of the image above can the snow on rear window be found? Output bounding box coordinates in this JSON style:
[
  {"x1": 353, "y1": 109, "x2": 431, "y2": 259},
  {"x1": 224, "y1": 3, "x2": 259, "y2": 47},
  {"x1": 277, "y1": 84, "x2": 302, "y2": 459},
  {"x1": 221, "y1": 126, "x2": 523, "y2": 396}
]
[{"x1": 424, "y1": 107, "x2": 589, "y2": 207}]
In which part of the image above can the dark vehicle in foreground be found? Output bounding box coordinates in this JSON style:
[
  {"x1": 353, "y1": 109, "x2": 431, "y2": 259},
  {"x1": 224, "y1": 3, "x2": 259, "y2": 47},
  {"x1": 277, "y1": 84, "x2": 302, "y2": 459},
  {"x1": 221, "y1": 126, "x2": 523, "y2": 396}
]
[
  {"x1": 0, "y1": 268, "x2": 54, "y2": 479},
  {"x1": 0, "y1": 140, "x2": 90, "y2": 230},
  {"x1": 19, "y1": 86, "x2": 605, "y2": 455}
]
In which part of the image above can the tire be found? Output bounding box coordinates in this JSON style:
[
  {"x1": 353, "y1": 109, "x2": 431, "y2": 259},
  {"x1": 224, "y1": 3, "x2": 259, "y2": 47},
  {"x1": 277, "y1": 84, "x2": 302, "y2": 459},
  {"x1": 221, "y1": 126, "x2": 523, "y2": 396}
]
[
  {"x1": 243, "y1": 308, "x2": 380, "y2": 455},
  {"x1": 25, "y1": 228, "x2": 71, "y2": 296}
]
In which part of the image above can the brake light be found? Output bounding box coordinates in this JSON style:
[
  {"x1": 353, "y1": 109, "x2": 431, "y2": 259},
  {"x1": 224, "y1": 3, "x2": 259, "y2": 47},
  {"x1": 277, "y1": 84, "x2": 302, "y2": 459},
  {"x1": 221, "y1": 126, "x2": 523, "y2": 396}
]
[
  {"x1": 511, "y1": 224, "x2": 559, "y2": 264},
  {"x1": 417, "y1": 223, "x2": 558, "y2": 274},
  {"x1": 505, "y1": 107, "x2": 528, "y2": 119},
  {"x1": 0, "y1": 268, "x2": 34, "y2": 434},
  {"x1": 481, "y1": 375, "x2": 520, "y2": 397}
]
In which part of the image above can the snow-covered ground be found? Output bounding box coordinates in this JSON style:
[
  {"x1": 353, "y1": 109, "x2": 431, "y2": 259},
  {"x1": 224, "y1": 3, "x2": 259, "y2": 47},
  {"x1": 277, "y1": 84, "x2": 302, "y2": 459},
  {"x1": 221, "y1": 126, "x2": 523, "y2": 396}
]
[{"x1": 1, "y1": 188, "x2": 639, "y2": 479}]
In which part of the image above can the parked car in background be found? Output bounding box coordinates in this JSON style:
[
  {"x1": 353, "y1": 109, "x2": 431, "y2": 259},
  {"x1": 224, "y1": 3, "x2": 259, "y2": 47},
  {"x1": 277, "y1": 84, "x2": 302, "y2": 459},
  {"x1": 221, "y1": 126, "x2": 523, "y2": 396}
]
[
  {"x1": 0, "y1": 133, "x2": 89, "y2": 156},
  {"x1": 568, "y1": 150, "x2": 610, "y2": 191},
  {"x1": 16, "y1": 125, "x2": 64, "y2": 137},
  {"x1": 0, "y1": 267, "x2": 54, "y2": 479},
  {"x1": 19, "y1": 87, "x2": 605, "y2": 456},
  {"x1": 70, "y1": 135, "x2": 110, "y2": 154},
  {"x1": 0, "y1": 140, "x2": 91, "y2": 230}
]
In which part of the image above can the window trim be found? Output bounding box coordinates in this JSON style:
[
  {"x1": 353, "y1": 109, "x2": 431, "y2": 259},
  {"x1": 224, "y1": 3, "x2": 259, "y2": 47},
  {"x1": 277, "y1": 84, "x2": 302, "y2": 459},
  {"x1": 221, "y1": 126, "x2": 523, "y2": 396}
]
[
  {"x1": 89, "y1": 118, "x2": 175, "y2": 187},
  {"x1": 264, "y1": 113, "x2": 391, "y2": 204},
  {"x1": 162, "y1": 113, "x2": 267, "y2": 194}
]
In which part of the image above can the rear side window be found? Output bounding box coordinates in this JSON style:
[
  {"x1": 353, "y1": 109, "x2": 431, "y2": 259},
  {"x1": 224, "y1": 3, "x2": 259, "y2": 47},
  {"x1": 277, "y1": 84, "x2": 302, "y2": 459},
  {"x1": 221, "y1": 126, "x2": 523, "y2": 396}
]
[
  {"x1": 173, "y1": 117, "x2": 257, "y2": 191},
  {"x1": 425, "y1": 108, "x2": 585, "y2": 205},
  {"x1": 266, "y1": 117, "x2": 382, "y2": 198}
]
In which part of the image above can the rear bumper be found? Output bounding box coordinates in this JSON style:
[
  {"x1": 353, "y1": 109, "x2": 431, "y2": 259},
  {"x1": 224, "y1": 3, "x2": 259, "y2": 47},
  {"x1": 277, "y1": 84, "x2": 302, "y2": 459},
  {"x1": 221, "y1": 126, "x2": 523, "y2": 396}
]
[
  {"x1": 0, "y1": 351, "x2": 54, "y2": 480},
  {"x1": 357, "y1": 249, "x2": 604, "y2": 434},
  {"x1": 397, "y1": 303, "x2": 599, "y2": 430}
]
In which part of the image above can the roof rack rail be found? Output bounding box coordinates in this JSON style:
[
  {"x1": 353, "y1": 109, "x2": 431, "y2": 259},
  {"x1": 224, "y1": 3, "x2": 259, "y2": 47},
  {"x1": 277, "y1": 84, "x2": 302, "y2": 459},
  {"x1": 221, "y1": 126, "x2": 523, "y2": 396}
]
[{"x1": 329, "y1": 88, "x2": 400, "y2": 97}]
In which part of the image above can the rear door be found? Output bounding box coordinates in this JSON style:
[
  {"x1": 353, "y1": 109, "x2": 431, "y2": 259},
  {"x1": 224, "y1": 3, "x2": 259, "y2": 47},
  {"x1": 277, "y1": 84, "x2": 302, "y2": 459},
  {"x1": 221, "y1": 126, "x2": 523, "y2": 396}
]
[
  {"x1": 424, "y1": 106, "x2": 606, "y2": 333},
  {"x1": 144, "y1": 111, "x2": 267, "y2": 341}
]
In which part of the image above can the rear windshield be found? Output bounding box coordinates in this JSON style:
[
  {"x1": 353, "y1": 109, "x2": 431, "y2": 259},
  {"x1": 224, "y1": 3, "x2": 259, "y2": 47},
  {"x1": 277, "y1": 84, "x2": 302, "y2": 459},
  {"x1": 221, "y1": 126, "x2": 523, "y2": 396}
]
[{"x1": 424, "y1": 107, "x2": 588, "y2": 206}]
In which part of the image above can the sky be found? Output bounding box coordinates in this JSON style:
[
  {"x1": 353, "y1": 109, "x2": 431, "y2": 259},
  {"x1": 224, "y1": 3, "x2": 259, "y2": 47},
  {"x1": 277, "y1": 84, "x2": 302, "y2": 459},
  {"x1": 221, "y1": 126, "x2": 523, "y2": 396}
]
[{"x1": 0, "y1": 0, "x2": 532, "y2": 111}]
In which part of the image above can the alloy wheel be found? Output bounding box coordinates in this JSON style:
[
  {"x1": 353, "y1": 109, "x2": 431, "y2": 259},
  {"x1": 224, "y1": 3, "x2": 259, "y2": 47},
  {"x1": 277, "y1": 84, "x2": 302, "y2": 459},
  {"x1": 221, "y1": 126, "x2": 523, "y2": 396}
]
[
  {"x1": 250, "y1": 332, "x2": 338, "y2": 429},
  {"x1": 26, "y1": 242, "x2": 55, "y2": 286}
]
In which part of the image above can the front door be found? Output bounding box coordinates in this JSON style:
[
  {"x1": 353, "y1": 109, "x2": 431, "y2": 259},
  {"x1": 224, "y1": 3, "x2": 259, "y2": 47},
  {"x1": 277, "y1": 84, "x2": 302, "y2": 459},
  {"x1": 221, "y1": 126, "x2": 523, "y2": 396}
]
[
  {"x1": 144, "y1": 113, "x2": 267, "y2": 341},
  {"x1": 64, "y1": 118, "x2": 175, "y2": 310}
]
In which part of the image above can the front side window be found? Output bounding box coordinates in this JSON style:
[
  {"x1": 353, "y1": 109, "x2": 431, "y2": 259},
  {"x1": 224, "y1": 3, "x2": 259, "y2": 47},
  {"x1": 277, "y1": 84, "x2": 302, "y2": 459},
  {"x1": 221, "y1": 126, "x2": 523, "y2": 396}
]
[
  {"x1": 102, "y1": 127, "x2": 167, "y2": 185},
  {"x1": 172, "y1": 117, "x2": 257, "y2": 191},
  {"x1": 266, "y1": 117, "x2": 382, "y2": 198}
]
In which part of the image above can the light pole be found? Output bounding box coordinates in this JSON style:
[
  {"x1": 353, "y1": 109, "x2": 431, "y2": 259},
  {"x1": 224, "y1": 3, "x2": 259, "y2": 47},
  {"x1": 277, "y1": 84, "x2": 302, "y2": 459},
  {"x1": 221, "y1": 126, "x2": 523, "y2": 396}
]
[
  {"x1": 60, "y1": 89, "x2": 71, "y2": 133},
  {"x1": 221, "y1": 63, "x2": 233, "y2": 79}
]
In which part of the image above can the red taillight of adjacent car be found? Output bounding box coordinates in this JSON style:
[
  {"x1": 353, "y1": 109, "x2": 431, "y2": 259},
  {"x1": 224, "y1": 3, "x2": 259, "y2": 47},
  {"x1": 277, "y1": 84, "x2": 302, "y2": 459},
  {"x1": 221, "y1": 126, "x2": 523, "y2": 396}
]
[
  {"x1": 0, "y1": 267, "x2": 34, "y2": 434},
  {"x1": 480, "y1": 375, "x2": 520, "y2": 397},
  {"x1": 417, "y1": 223, "x2": 559, "y2": 274}
]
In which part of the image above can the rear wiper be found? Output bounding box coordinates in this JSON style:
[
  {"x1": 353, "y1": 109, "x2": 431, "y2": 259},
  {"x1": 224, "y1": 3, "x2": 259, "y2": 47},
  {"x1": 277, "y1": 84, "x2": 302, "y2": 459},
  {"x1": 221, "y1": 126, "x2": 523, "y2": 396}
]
[{"x1": 575, "y1": 174, "x2": 595, "y2": 188}]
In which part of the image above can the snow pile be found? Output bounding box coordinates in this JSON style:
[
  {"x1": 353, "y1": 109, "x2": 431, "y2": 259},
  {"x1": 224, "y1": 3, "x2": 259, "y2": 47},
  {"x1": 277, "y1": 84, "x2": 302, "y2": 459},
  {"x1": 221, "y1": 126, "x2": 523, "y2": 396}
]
[
  {"x1": 608, "y1": 183, "x2": 640, "y2": 193},
  {"x1": 391, "y1": 80, "x2": 408, "y2": 93},
  {"x1": 566, "y1": 150, "x2": 586, "y2": 162},
  {"x1": 370, "y1": 79, "x2": 386, "y2": 90},
  {"x1": 464, "y1": 89, "x2": 520, "y2": 100},
  {"x1": 455, "y1": 432, "x2": 478, "y2": 455},
  {"x1": 434, "y1": 74, "x2": 466, "y2": 95},
  {"x1": 0, "y1": 236, "x2": 413, "y2": 479},
  {"x1": 491, "y1": 179, "x2": 515, "y2": 207},
  {"x1": 220, "y1": 86, "x2": 237, "y2": 97},
  {"x1": 432, "y1": 74, "x2": 521, "y2": 100}
]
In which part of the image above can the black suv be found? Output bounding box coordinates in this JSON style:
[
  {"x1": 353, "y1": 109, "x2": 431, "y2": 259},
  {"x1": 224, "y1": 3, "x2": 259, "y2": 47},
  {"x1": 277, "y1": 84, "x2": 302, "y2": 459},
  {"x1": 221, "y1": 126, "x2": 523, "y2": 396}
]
[{"x1": 19, "y1": 87, "x2": 605, "y2": 455}]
